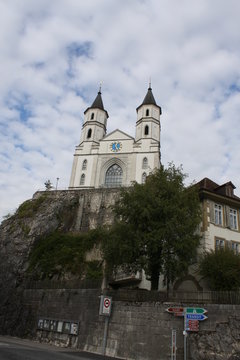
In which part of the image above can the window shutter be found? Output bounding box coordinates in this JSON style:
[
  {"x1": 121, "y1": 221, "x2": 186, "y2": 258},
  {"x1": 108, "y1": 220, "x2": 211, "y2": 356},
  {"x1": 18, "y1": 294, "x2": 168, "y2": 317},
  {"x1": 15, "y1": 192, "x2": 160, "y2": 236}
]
[
  {"x1": 225, "y1": 205, "x2": 230, "y2": 228},
  {"x1": 209, "y1": 201, "x2": 214, "y2": 223}
]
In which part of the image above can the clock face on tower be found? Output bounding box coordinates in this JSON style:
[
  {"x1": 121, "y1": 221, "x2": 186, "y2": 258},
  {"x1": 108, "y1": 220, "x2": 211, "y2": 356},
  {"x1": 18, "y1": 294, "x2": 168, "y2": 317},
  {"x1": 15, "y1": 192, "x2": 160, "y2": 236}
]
[{"x1": 110, "y1": 142, "x2": 122, "y2": 152}]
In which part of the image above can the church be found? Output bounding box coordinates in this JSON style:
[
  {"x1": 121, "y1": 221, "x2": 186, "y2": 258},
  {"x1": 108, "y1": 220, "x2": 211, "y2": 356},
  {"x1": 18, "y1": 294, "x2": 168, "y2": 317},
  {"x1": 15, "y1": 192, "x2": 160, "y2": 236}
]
[{"x1": 69, "y1": 85, "x2": 162, "y2": 189}]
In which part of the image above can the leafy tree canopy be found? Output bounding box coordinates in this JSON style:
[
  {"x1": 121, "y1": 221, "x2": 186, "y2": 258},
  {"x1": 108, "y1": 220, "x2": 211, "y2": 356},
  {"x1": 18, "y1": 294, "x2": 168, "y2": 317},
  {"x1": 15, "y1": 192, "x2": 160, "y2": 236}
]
[
  {"x1": 102, "y1": 163, "x2": 201, "y2": 290},
  {"x1": 199, "y1": 248, "x2": 240, "y2": 291}
]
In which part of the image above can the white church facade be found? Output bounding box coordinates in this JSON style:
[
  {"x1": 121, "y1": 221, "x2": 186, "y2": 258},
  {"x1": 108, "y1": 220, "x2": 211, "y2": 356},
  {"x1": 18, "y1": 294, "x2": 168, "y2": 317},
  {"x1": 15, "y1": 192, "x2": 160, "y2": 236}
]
[{"x1": 69, "y1": 85, "x2": 162, "y2": 189}]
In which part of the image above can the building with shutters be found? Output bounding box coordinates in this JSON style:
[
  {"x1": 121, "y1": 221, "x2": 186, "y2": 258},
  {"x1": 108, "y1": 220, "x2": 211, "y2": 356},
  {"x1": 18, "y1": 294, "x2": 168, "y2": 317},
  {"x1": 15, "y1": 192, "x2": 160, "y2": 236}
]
[
  {"x1": 198, "y1": 177, "x2": 240, "y2": 254},
  {"x1": 69, "y1": 85, "x2": 161, "y2": 189},
  {"x1": 173, "y1": 177, "x2": 240, "y2": 291}
]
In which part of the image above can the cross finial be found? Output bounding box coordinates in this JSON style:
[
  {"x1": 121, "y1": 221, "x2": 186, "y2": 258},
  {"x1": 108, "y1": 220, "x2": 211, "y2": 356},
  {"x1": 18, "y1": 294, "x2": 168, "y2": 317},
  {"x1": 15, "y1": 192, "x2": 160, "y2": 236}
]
[
  {"x1": 99, "y1": 82, "x2": 102, "y2": 93},
  {"x1": 149, "y1": 77, "x2": 151, "y2": 89}
]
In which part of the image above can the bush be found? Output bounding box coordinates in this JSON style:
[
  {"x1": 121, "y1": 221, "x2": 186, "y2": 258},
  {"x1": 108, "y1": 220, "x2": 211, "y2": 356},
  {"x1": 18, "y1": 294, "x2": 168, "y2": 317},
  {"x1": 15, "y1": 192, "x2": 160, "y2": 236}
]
[{"x1": 199, "y1": 248, "x2": 240, "y2": 290}]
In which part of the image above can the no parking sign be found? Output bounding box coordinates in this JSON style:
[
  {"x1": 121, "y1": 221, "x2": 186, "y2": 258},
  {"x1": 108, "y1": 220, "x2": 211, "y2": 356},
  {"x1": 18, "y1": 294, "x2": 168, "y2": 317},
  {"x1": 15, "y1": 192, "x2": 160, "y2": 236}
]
[{"x1": 99, "y1": 295, "x2": 112, "y2": 316}]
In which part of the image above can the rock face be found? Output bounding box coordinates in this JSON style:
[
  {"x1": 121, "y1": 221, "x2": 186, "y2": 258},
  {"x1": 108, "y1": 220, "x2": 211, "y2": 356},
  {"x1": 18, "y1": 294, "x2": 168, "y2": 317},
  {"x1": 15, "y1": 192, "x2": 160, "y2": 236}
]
[{"x1": 0, "y1": 188, "x2": 119, "y2": 335}]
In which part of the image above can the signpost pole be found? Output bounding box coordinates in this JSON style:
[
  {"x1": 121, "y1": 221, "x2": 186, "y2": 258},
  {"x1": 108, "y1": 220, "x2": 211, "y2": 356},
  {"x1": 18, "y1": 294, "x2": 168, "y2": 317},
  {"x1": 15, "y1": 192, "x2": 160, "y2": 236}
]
[
  {"x1": 184, "y1": 330, "x2": 187, "y2": 360},
  {"x1": 184, "y1": 310, "x2": 187, "y2": 360},
  {"x1": 171, "y1": 329, "x2": 177, "y2": 360},
  {"x1": 102, "y1": 316, "x2": 109, "y2": 355}
]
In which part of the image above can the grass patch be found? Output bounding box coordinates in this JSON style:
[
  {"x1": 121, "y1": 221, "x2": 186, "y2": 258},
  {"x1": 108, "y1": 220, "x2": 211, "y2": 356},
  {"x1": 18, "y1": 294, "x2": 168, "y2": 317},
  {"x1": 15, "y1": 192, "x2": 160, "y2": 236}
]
[{"x1": 17, "y1": 194, "x2": 49, "y2": 219}]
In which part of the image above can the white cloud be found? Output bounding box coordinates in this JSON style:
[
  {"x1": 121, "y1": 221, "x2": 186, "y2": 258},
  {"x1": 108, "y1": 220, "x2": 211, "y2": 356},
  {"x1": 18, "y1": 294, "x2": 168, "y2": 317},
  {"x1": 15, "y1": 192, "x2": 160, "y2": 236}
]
[{"x1": 1, "y1": 0, "x2": 240, "y2": 221}]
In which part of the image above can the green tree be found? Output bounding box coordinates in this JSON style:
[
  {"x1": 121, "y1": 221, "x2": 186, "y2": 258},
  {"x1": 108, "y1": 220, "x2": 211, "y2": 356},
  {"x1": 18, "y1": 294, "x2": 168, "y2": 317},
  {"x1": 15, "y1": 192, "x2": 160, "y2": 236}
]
[
  {"x1": 44, "y1": 179, "x2": 53, "y2": 191},
  {"x1": 102, "y1": 164, "x2": 201, "y2": 290},
  {"x1": 199, "y1": 248, "x2": 240, "y2": 290}
]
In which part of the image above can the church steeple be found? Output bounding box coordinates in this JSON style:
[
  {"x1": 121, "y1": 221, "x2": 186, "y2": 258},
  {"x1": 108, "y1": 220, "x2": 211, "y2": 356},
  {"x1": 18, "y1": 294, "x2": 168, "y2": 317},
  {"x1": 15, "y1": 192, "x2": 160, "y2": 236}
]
[
  {"x1": 80, "y1": 88, "x2": 109, "y2": 144},
  {"x1": 90, "y1": 90, "x2": 104, "y2": 110},
  {"x1": 84, "y1": 86, "x2": 108, "y2": 117},
  {"x1": 137, "y1": 84, "x2": 161, "y2": 113},
  {"x1": 135, "y1": 84, "x2": 161, "y2": 143}
]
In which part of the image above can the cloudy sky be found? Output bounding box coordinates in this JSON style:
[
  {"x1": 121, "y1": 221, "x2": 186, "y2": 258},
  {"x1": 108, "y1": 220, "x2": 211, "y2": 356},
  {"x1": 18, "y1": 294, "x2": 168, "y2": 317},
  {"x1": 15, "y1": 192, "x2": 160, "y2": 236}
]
[{"x1": 0, "y1": 0, "x2": 240, "y2": 222}]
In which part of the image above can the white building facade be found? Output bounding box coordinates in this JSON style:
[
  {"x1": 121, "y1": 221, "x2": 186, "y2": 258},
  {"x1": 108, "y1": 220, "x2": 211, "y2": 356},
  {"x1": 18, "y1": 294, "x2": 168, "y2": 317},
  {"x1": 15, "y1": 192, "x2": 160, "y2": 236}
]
[
  {"x1": 198, "y1": 178, "x2": 240, "y2": 254},
  {"x1": 69, "y1": 86, "x2": 162, "y2": 189}
]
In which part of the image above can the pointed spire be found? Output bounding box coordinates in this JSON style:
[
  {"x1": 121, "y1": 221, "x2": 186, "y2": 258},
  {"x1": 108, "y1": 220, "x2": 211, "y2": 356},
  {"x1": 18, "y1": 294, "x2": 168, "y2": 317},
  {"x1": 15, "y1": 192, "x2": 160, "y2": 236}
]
[
  {"x1": 141, "y1": 85, "x2": 157, "y2": 106},
  {"x1": 90, "y1": 87, "x2": 105, "y2": 110},
  {"x1": 84, "y1": 86, "x2": 108, "y2": 118},
  {"x1": 136, "y1": 83, "x2": 161, "y2": 113}
]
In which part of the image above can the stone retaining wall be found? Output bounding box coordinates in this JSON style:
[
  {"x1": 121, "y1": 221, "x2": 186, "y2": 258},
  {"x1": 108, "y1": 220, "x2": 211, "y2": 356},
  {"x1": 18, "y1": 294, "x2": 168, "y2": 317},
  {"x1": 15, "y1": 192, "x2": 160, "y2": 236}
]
[{"x1": 21, "y1": 288, "x2": 240, "y2": 360}]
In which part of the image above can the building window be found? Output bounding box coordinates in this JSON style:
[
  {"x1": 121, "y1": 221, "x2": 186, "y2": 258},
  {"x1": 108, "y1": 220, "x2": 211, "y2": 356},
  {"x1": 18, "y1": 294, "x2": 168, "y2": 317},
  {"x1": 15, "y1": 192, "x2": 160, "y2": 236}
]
[
  {"x1": 82, "y1": 159, "x2": 87, "y2": 170},
  {"x1": 230, "y1": 208, "x2": 238, "y2": 230},
  {"x1": 91, "y1": 113, "x2": 94, "y2": 120},
  {"x1": 144, "y1": 125, "x2": 149, "y2": 135},
  {"x1": 146, "y1": 109, "x2": 149, "y2": 116},
  {"x1": 105, "y1": 164, "x2": 123, "y2": 187},
  {"x1": 80, "y1": 174, "x2": 85, "y2": 185},
  {"x1": 142, "y1": 172, "x2": 147, "y2": 184},
  {"x1": 142, "y1": 157, "x2": 148, "y2": 169},
  {"x1": 87, "y1": 128, "x2": 92, "y2": 139},
  {"x1": 215, "y1": 237, "x2": 225, "y2": 250},
  {"x1": 231, "y1": 241, "x2": 239, "y2": 254},
  {"x1": 214, "y1": 204, "x2": 223, "y2": 226}
]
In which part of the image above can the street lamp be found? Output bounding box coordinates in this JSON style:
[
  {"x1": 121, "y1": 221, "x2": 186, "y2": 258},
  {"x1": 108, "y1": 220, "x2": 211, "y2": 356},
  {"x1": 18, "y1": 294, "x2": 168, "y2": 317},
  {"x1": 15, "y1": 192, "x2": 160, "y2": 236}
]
[{"x1": 56, "y1": 177, "x2": 59, "y2": 190}]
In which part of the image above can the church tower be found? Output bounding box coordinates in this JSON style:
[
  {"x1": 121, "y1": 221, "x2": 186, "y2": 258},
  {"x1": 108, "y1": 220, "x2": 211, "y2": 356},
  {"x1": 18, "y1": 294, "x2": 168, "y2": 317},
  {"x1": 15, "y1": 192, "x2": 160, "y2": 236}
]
[
  {"x1": 135, "y1": 83, "x2": 161, "y2": 144},
  {"x1": 69, "y1": 88, "x2": 108, "y2": 189},
  {"x1": 79, "y1": 88, "x2": 109, "y2": 145},
  {"x1": 134, "y1": 84, "x2": 162, "y2": 183}
]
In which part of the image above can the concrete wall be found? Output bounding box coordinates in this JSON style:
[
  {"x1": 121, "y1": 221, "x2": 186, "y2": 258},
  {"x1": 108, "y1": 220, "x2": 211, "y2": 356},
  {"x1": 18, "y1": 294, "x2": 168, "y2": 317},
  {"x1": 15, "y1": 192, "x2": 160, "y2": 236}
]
[{"x1": 21, "y1": 287, "x2": 240, "y2": 360}]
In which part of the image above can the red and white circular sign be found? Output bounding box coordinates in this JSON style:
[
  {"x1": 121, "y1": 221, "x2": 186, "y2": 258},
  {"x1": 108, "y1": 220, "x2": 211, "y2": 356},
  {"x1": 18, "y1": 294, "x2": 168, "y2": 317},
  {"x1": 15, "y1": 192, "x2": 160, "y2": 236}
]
[{"x1": 104, "y1": 297, "x2": 111, "y2": 309}]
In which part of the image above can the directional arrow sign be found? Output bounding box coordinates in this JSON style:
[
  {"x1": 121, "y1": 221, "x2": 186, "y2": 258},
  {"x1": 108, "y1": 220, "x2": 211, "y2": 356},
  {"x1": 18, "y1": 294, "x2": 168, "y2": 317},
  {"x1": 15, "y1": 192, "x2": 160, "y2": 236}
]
[
  {"x1": 167, "y1": 307, "x2": 184, "y2": 314},
  {"x1": 186, "y1": 307, "x2": 207, "y2": 314},
  {"x1": 174, "y1": 312, "x2": 184, "y2": 317},
  {"x1": 186, "y1": 314, "x2": 208, "y2": 321}
]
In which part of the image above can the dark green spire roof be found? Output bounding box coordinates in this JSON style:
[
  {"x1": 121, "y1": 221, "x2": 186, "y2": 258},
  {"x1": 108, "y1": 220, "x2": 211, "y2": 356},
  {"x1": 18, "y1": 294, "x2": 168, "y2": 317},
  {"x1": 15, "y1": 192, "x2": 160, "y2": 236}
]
[
  {"x1": 84, "y1": 88, "x2": 109, "y2": 118},
  {"x1": 90, "y1": 90, "x2": 105, "y2": 110},
  {"x1": 142, "y1": 86, "x2": 157, "y2": 106},
  {"x1": 136, "y1": 85, "x2": 162, "y2": 113}
]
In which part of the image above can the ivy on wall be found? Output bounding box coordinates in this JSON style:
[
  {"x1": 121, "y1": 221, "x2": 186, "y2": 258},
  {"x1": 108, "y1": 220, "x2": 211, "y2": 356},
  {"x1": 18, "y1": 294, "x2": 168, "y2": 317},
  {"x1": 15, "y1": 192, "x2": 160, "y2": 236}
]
[{"x1": 28, "y1": 229, "x2": 105, "y2": 280}]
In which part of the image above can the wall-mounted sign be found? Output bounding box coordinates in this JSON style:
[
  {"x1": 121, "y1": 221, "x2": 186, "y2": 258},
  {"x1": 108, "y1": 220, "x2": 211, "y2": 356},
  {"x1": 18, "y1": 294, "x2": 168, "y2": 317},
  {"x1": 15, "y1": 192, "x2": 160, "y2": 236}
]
[
  {"x1": 43, "y1": 319, "x2": 50, "y2": 330},
  {"x1": 57, "y1": 321, "x2": 63, "y2": 333},
  {"x1": 70, "y1": 323, "x2": 79, "y2": 335},
  {"x1": 37, "y1": 318, "x2": 79, "y2": 336},
  {"x1": 99, "y1": 295, "x2": 112, "y2": 316},
  {"x1": 38, "y1": 319, "x2": 44, "y2": 329}
]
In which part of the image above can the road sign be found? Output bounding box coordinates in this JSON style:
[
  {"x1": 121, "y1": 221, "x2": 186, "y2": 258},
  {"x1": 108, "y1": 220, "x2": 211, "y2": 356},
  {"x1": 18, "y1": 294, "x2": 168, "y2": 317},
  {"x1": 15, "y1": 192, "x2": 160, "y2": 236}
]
[
  {"x1": 186, "y1": 313, "x2": 207, "y2": 321},
  {"x1": 185, "y1": 318, "x2": 199, "y2": 332},
  {"x1": 167, "y1": 307, "x2": 184, "y2": 314},
  {"x1": 186, "y1": 307, "x2": 207, "y2": 314},
  {"x1": 174, "y1": 312, "x2": 184, "y2": 317},
  {"x1": 99, "y1": 295, "x2": 112, "y2": 316}
]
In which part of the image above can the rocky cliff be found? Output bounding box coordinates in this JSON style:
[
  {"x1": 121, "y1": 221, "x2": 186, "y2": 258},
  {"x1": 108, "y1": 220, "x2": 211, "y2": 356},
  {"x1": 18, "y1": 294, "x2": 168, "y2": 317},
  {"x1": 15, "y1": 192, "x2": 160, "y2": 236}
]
[{"x1": 0, "y1": 188, "x2": 119, "y2": 335}]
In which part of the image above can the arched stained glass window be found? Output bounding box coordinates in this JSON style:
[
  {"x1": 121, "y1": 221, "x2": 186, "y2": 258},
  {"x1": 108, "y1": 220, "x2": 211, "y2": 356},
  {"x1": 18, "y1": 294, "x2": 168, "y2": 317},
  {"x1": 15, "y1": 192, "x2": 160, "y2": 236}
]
[
  {"x1": 105, "y1": 164, "x2": 123, "y2": 187},
  {"x1": 82, "y1": 159, "x2": 87, "y2": 170},
  {"x1": 142, "y1": 157, "x2": 148, "y2": 169},
  {"x1": 80, "y1": 174, "x2": 85, "y2": 185},
  {"x1": 142, "y1": 172, "x2": 147, "y2": 184}
]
